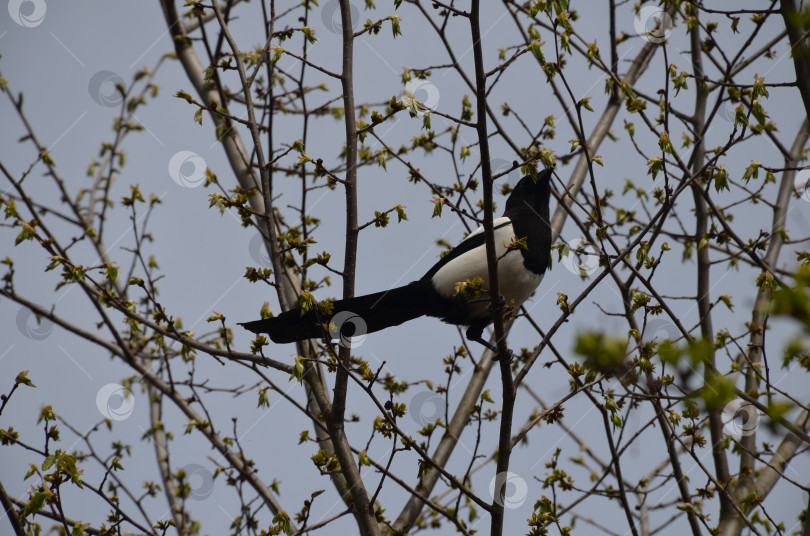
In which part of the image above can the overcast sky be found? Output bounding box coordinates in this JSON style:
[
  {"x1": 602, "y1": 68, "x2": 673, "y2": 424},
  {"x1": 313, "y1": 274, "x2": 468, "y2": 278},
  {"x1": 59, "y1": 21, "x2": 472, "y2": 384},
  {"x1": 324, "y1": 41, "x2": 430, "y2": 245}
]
[{"x1": 2, "y1": 1, "x2": 809, "y2": 534}]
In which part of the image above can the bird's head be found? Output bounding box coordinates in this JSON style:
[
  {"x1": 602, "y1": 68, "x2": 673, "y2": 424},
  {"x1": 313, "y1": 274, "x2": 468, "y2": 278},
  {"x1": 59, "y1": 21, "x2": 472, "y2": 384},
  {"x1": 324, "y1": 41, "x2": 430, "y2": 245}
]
[{"x1": 504, "y1": 168, "x2": 552, "y2": 214}]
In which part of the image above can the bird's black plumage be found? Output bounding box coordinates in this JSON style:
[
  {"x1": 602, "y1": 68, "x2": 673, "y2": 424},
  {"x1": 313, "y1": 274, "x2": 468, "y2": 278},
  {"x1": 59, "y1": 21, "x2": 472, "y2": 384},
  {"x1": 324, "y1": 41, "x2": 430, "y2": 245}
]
[{"x1": 240, "y1": 169, "x2": 553, "y2": 351}]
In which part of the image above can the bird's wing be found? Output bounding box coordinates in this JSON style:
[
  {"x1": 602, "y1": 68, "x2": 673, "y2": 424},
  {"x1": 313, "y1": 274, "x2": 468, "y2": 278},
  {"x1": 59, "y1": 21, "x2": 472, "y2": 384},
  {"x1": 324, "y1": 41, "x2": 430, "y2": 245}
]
[{"x1": 421, "y1": 216, "x2": 512, "y2": 280}]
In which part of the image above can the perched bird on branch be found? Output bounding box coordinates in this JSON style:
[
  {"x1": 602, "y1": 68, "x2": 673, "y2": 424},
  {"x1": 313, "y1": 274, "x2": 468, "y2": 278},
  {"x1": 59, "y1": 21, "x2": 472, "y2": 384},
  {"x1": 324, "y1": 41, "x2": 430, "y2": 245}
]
[{"x1": 240, "y1": 169, "x2": 553, "y2": 354}]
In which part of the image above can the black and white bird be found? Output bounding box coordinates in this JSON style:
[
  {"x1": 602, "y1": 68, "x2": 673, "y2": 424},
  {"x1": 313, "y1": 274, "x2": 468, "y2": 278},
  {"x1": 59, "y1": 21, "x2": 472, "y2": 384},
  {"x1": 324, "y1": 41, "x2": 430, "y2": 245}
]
[{"x1": 240, "y1": 169, "x2": 553, "y2": 352}]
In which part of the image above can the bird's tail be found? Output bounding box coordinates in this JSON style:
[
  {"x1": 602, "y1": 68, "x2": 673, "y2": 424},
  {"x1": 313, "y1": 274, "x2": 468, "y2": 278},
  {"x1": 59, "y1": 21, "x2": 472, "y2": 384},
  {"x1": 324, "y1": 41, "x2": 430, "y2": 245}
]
[{"x1": 239, "y1": 281, "x2": 431, "y2": 344}]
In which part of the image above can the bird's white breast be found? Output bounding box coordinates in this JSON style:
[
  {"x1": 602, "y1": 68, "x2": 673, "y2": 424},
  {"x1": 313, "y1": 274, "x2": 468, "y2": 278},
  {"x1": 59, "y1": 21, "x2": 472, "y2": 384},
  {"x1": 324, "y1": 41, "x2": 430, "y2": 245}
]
[{"x1": 430, "y1": 218, "x2": 544, "y2": 308}]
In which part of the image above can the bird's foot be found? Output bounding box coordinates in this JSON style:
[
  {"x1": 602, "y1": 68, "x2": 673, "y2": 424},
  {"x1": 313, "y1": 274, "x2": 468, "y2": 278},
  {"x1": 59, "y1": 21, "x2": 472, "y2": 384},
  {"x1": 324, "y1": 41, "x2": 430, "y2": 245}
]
[
  {"x1": 491, "y1": 346, "x2": 515, "y2": 362},
  {"x1": 467, "y1": 331, "x2": 514, "y2": 361},
  {"x1": 486, "y1": 294, "x2": 507, "y2": 315}
]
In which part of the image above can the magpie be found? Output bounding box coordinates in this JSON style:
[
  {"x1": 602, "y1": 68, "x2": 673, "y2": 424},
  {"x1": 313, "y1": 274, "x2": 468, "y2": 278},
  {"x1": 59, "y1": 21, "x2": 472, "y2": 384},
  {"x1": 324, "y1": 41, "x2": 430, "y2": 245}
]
[{"x1": 240, "y1": 169, "x2": 552, "y2": 353}]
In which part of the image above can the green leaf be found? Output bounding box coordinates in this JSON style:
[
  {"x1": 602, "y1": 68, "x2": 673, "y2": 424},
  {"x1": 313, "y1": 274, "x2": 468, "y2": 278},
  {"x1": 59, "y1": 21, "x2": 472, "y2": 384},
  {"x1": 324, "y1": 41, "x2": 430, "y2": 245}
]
[
  {"x1": 390, "y1": 16, "x2": 402, "y2": 38},
  {"x1": 764, "y1": 399, "x2": 793, "y2": 422},
  {"x1": 394, "y1": 204, "x2": 408, "y2": 222},
  {"x1": 699, "y1": 369, "x2": 736, "y2": 411},
  {"x1": 22, "y1": 491, "x2": 48, "y2": 518},
  {"x1": 574, "y1": 332, "x2": 627, "y2": 373},
  {"x1": 206, "y1": 312, "x2": 225, "y2": 322},
  {"x1": 756, "y1": 270, "x2": 776, "y2": 292},
  {"x1": 24, "y1": 464, "x2": 37, "y2": 480},
  {"x1": 657, "y1": 339, "x2": 683, "y2": 366},
  {"x1": 290, "y1": 356, "x2": 305, "y2": 384},
  {"x1": 740, "y1": 492, "x2": 760, "y2": 514},
  {"x1": 714, "y1": 165, "x2": 729, "y2": 192},
  {"x1": 742, "y1": 161, "x2": 761, "y2": 181},
  {"x1": 15, "y1": 370, "x2": 36, "y2": 388},
  {"x1": 298, "y1": 291, "x2": 316, "y2": 316},
  {"x1": 578, "y1": 97, "x2": 593, "y2": 112},
  {"x1": 751, "y1": 99, "x2": 767, "y2": 124},
  {"x1": 647, "y1": 157, "x2": 664, "y2": 180},
  {"x1": 734, "y1": 104, "x2": 748, "y2": 128},
  {"x1": 421, "y1": 111, "x2": 431, "y2": 131},
  {"x1": 730, "y1": 17, "x2": 740, "y2": 33},
  {"x1": 298, "y1": 430, "x2": 310, "y2": 444},
  {"x1": 271, "y1": 46, "x2": 285, "y2": 65},
  {"x1": 15, "y1": 220, "x2": 38, "y2": 245},
  {"x1": 752, "y1": 75, "x2": 769, "y2": 100},
  {"x1": 42, "y1": 454, "x2": 56, "y2": 471},
  {"x1": 658, "y1": 132, "x2": 674, "y2": 155},
  {"x1": 272, "y1": 511, "x2": 292, "y2": 535},
  {"x1": 528, "y1": 40, "x2": 546, "y2": 64},
  {"x1": 432, "y1": 197, "x2": 445, "y2": 218},
  {"x1": 175, "y1": 90, "x2": 194, "y2": 104},
  {"x1": 301, "y1": 26, "x2": 317, "y2": 44},
  {"x1": 105, "y1": 264, "x2": 118, "y2": 284},
  {"x1": 257, "y1": 386, "x2": 270, "y2": 408}
]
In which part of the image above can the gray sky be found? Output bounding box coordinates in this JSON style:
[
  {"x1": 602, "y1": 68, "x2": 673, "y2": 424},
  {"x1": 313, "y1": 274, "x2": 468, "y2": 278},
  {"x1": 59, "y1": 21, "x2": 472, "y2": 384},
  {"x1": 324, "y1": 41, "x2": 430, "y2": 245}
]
[{"x1": 2, "y1": 0, "x2": 809, "y2": 534}]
